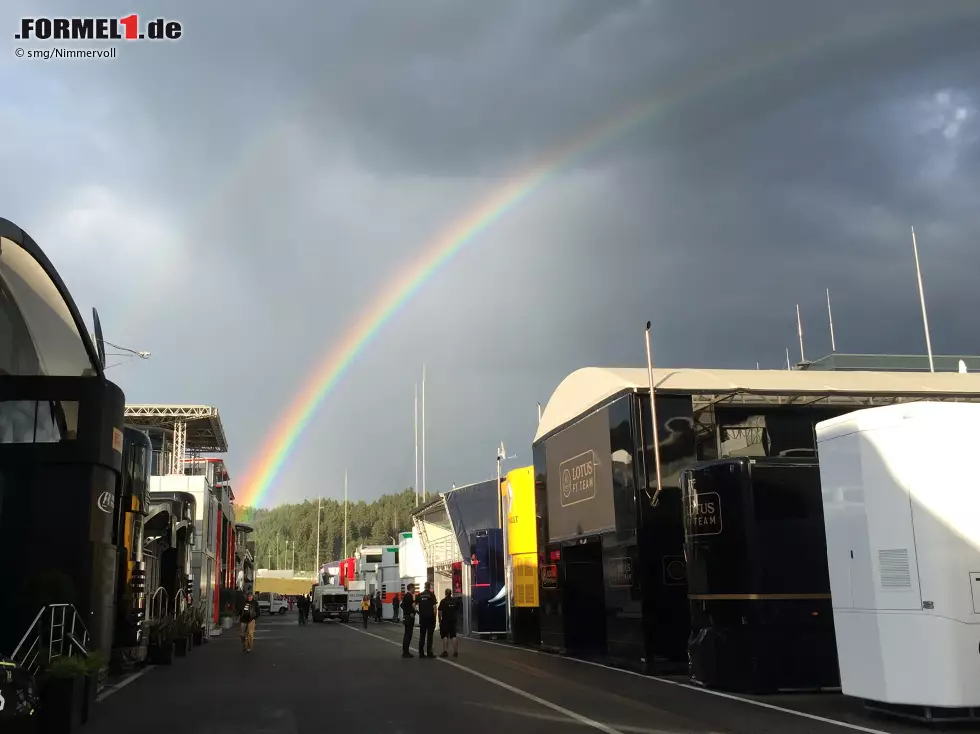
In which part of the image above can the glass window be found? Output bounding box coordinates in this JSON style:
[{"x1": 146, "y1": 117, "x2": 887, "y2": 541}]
[
  {"x1": 365, "y1": 554, "x2": 382, "y2": 564},
  {"x1": 0, "y1": 400, "x2": 79, "y2": 443},
  {"x1": 0, "y1": 236, "x2": 97, "y2": 377},
  {"x1": 720, "y1": 416, "x2": 769, "y2": 457}
]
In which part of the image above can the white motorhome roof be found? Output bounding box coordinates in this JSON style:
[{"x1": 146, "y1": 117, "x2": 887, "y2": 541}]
[
  {"x1": 535, "y1": 367, "x2": 980, "y2": 444},
  {"x1": 815, "y1": 401, "x2": 980, "y2": 442}
]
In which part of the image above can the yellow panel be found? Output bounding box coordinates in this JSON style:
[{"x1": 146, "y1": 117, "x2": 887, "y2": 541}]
[
  {"x1": 513, "y1": 553, "x2": 539, "y2": 608},
  {"x1": 504, "y1": 465, "x2": 537, "y2": 556},
  {"x1": 254, "y1": 577, "x2": 317, "y2": 596}
]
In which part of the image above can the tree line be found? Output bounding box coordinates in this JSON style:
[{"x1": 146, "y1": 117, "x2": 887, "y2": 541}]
[{"x1": 236, "y1": 488, "x2": 419, "y2": 573}]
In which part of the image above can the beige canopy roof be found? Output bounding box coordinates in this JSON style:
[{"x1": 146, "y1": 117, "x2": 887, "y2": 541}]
[{"x1": 534, "y1": 367, "x2": 980, "y2": 444}]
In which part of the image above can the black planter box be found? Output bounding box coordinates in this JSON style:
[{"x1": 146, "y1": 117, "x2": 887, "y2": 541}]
[
  {"x1": 38, "y1": 675, "x2": 84, "y2": 734},
  {"x1": 174, "y1": 638, "x2": 188, "y2": 657},
  {"x1": 192, "y1": 630, "x2": 204, "y2": 646},
  {"x1": 149, "y1": 642, "x2": 175, "y2": 665},
  {"x1": 81, "y1": 673, "x2": 100, "y2": 724}
]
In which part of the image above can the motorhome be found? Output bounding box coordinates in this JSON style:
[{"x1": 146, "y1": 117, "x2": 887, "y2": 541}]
[
  {"x1": 356, "y1": 544, "x2": 400, "y2": 619},
  {"x1": 346, "y1": 580, "x2": 367, "y2": 615},
  {"x1": 398, "y1": 531, "x2": 427, "y2": 594}
]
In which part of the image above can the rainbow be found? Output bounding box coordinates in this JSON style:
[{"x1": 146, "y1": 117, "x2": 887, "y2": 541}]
[{"x1": 237, "y1": 7, "x2": 973, "y2": 508}]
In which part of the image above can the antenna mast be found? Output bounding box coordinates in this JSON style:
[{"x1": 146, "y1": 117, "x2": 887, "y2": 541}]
[
  {"x1": 796, "y1": 304, "x2": 805, "y2": 363},
  {"x1": 826, "y1": 288, "x2": 837, "y2": 353},
  {"x1": 644, "y1": 322, "x2": 665, "y2": 507},
  {"x1": 910, "y1": 226, "x2": 935, "y2": 373}
]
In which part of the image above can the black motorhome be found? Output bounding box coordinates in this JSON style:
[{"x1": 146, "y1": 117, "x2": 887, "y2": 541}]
[
  {"x1": 0, "y1": 217, "x2": 126, "y2": 662},
  {"x1": 682, "y1": 457, "x2": 839, "y2": 693},
  {"x1": 111, "y1": 428, "x2": 152, "y2": 669},
  {"x1": 533, "y1": 391, "x2": 694, "y2": 670},
  {"x1": 532, "y1": 365, "x2": 980, "y2": 672}
]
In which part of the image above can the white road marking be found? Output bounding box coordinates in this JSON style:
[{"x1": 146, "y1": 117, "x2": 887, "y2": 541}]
[
  {"x1": 345, "y1": 625, "x2": 626, "y2": 734},
  {"x1": 96, "y1": 666, "x2": 153, "y2": 702},
  {"x1": 468, "y1": 637, "x2": 891, "y2": 734}
]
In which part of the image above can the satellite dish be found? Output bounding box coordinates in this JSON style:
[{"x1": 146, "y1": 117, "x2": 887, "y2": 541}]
[{"x1": 92, "y1": 307, "x2": 106, "y2": 368}]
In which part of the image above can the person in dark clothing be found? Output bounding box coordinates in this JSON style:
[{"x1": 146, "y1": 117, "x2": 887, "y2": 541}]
[
  {"x1": 391, "y1": 592, "x2": 400, "y2": 623},
  {"x1": 400, "y1": 584, "x2": 416, "y2": 658},
  {"x1": 240, "y1": 592, "x2": 259, "y2": 652},
  {"x1": 416, "y1": 581, "x2": 438, "y2": 659},
  {"x1": 375, "y1": 591, "x2": 383, "y2": 623},
  {"x1": 438, "y1": 588, "x2": 459, "y2": 658},
  {"x1": 298, "y1": 595, "x2": 309, "y2": 624}
]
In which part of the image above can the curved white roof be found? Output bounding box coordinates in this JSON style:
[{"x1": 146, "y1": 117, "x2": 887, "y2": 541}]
[
  {"x1": 534, "y1": 367, "x2": 980, "y2": 444},
  {"x1": 816, "y1": 401, "x2": 980, "y2": 442}
]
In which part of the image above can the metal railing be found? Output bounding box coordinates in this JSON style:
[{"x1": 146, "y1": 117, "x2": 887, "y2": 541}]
[
  {"x1": 11, "y1": 604, "x2": 91, "y2": 675},
  {"x1": 148, "y1": 586, "x2": 169, "y2": 621},
  {"x1": 424, "y1": 534, "x2": 462, "y2": 570}
]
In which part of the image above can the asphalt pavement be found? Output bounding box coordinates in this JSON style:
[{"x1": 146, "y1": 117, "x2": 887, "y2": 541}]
[{"x1": 86, "y1": 614, "x2": 970, "y2": 734}]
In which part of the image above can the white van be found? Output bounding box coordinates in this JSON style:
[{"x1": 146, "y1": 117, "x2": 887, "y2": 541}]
[
  {"x1": 312, "y1": 585, "x2": 350, "y2": 623},
  {"x1": 256, "y1": 592, "x2": 289, "y2": 615}
]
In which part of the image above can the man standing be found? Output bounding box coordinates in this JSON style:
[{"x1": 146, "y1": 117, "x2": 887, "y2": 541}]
[
  {"x1": 438, "y1": 588, "x2": 459, "y2": 658},
  {"x1": 416, "y1": 581, "x2": 438, "y2": 659},
  {"x1": 391, "y1": 592, "x2": 400, "y2": 623},
  {"x1": 400, "y1": 584, "x2": 416, "y2": 658},
  {"x1": 240, "y1": 591, "x2": 259, "y2": 653},
  {"x1": 375, "y1": 591, "x2": 384, "y2": 623}
]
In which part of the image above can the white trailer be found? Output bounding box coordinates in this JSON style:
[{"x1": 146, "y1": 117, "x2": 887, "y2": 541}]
[{"x1": 817, "y1": 402, "x2": 980, "y2": 719}]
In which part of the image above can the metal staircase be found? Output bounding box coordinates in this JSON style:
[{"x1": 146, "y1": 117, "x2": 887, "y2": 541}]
[{"x1": 11, "y1": 604, "x2": 91, "y2": 675}]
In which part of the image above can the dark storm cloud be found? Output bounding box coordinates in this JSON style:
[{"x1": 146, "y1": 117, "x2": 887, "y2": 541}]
[{"x1": 7, "y1": 0, "x2": 980, "y2": 504}]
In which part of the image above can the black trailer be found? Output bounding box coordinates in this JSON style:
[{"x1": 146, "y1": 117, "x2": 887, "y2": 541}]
[{"x1": 682, "y1": 456, "x2": 840, "y2": 693}]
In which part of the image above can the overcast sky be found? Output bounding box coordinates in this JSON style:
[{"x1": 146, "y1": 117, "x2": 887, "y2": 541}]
[{"x1": 3, "y1": 0, "x2": 979, "y2": 506}]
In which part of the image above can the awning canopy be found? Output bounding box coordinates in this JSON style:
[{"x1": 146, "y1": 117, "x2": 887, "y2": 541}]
[{"x1": 535, "y1": 366, "x2": 980, "y2": 443}]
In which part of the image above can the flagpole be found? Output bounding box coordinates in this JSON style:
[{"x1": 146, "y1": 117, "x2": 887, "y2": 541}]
[
  {"x1": 910, "y1": 226, "x2": 935, "y2": 373},
  {"x1": 314, "y1": 502, "x2": 320, "y2": 579},
  {"x1": 414, "y1": 384, "x2": 420, "y2": 507},
  {"x1": 344, "y1": 470, "x2": 349, "y2": 558},
  {"x1": 826, "y1": 288, "x2": 837, "y2": 353},
  {"x1": 644, "y1": 322, "x2": 664, "y2": 507},
  {"x1": 796, "y1": 304, "x2": 805, "y2": 363},
  {"x1": 421, "y1": 364, "x2": 427, "y2": 502}
]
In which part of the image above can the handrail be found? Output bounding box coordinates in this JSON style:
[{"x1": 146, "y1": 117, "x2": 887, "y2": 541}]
[
  {"x1": 148, "y1": 586, "x2": 169, "y2": 621},
  {"x1": 11, "y1": 606, "x2": 46, "y2": 660},
  {"x1": 10, "y1": 603, "x2": 91, "y2": 674}
]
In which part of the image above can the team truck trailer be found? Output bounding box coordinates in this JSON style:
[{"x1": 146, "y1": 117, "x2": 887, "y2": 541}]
[
  {"x1": 682, "y1": 457, "x2": 839, "y2": 693},
  {"x1": 817, "y1": 402, "x2": 980, "y2": 722},
  {"x1": 356, "y1": 544, "x2": 400, "y2": 619}
]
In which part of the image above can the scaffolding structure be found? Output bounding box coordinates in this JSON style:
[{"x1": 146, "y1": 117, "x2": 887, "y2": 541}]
[{"x1": 124, "y1": 404, "x2": 229, "y2": 473}]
